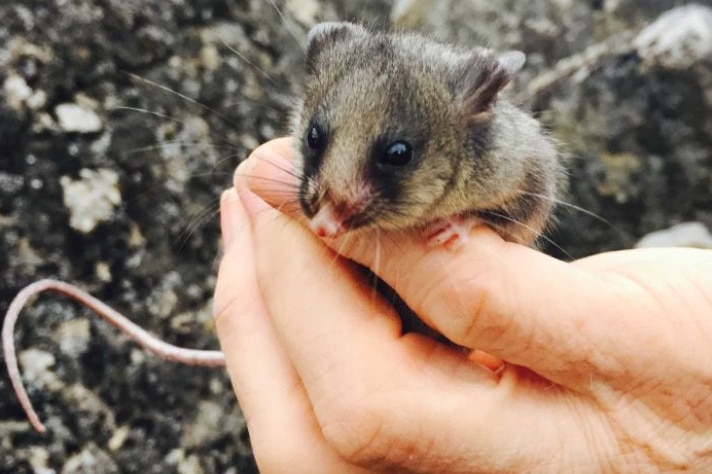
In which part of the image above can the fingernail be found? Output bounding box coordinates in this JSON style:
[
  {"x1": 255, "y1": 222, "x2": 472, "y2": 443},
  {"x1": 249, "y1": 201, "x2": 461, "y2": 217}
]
[
  {"x1": 220, "y1": 188, "x2": 241, "y2": 247},
  {"x1": 234, "y1": 156, "x2": 257, "y2": 189},
  {"x1": 240, "y1": 145, "x2": 294, "y2": 194}
]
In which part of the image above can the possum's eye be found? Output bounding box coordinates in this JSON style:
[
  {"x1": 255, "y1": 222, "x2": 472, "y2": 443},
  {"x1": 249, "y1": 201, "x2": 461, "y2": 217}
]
[
  {"x1": 306, "y1": 123, "x2": 327, "y2": 152},
  {"x1": 381, "y1": 141, "x2": 413, "y2": 167}
]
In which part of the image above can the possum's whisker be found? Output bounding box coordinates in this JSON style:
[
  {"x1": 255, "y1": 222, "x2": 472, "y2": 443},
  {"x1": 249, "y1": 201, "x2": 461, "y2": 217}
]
[
  {"x1": 379, "y1": 206, "x2": 426, "y2": 226},
  {"x1": 515, "y1": 190, "x2": 634, "y2": 246},
  {"x1": 125, "y1": 140, "x2": 242, "y2": 155},
  {"x1": 176, "y1": 171, "x2": 233, "y2": 180},
  {"x1": 124, "y1": 73, "x2": 239, "y2": 128},
  {"x1": 518, "y1": 191, "x2": 621, "y2": 231},
  {"x1": 174, "y1": 200, "x2": 222, "y2": 251},
  {"x1": 324, "y1": 233, "x2": 350, "y2": 277},
  {"x1": 121, "y1": 164, "x2": 229, "y2": 204},
  {"x1": 110, "y1": 102, "x2": 249, "y2": 216},
  {"x1": 275, "y1": 201, "x2": 303, "y2": 216},
  {"x1": 229, "y1": 173, "x2": 302, "y2": 209},
  {"x1": 222, "y1": 98, "x2": 286, "y2": 115},
  {"x1": 214, "y1": 152, "x2": 246, "y2": 169},
  {"x1": 382, "y1": 230, "x2": 406, "y2": 255},
  {"x1": 266, "y1": 0, "x2": 306, "y2": 53},
  {"x1": 219, "y1": 38, "x2": 277, "y2": 86},
  {"x1": 213, "y1": 152, "x2": 253, "y2": 165},
  {"x1": 108, "y1": 106, "x2": 185, "y2": 123},
  {"x1": 480, "y1": 210, "x2": 574, "y2": 259},
  {"x1": 370, "y1": 229, "x2": 383, "y2": 302},
  {"x1": 251, "y1": 154, "x2": 304, "y2": 181},
  {"x1": 109, "y1": 107, "x2": 246, "y2": 157},
  {"x1": 234, "y1": 173, "x2": 300, "y2": 191}
]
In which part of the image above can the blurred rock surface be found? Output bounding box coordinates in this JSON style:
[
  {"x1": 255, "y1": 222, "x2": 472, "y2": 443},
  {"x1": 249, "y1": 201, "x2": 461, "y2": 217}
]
[{"x1": 636, "y1": 221, "x2": 712, "y2": 248}]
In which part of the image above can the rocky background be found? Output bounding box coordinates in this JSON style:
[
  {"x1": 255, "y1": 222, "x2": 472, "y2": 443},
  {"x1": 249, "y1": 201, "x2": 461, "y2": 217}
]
[{"x1": 1, "y1": 0, "x2": 711, "y2": 472}]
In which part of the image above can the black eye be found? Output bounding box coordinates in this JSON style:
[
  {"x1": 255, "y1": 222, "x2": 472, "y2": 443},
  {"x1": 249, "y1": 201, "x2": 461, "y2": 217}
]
[
  {"x1": 306, "y1": 124, "x2": 326, "y2": 152},
  {"x1": 381, "y1": 141, "x2": 413, "y2": 167}
]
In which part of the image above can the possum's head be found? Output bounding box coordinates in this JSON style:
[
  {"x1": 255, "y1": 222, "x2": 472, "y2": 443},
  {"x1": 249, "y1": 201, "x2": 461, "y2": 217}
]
[{"x1": 292, "y1": 22, "x2": 526, "y2": 238}]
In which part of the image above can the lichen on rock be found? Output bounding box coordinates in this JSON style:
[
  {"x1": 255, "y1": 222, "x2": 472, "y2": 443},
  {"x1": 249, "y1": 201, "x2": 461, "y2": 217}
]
[{"x1": 59, "y1": 168, "x2": 121, "y2": 234}]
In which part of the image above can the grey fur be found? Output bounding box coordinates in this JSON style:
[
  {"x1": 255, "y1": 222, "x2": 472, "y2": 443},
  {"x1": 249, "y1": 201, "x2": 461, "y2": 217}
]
[{"x1": 292, "y1": 22, "x2": 564, "y2": 245}]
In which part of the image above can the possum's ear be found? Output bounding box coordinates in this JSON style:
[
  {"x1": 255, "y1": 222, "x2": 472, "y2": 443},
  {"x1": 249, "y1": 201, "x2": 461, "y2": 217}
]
[
  {"x1": 306, "y1": 22, "x2": 365, "y2": 74},
  {"x1": 453, "y1": 50, "x2": 525, "y2": 121}
]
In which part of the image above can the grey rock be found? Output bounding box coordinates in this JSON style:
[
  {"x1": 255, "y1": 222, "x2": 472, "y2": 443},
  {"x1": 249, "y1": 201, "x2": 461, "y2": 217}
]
[
  {"x1": 537, "y1": 5, "x2": 712, "y2": 257},
  {"x1": 27, "y1": 446, "x2": 55, "y2": 474},
  {"x1": 59, "y1": 168, "x2": 121, "y2": 234},
  {"x1": 286, "y1": 0, "x2": 321, "y2": 26},
  {"x1": 605, "y1": 0, "x2": 709, "y2": 27},
  {"x1": 180, "y1": 400, "x2": 225, "y2": 448},
  {"x1": 106, "y1": 425, "x2": 130, "y2": 452},
  {"x1": 18, "y1": 349, "x2": 57, "y2": 389},
  {"x1": 54, "y1": 103, "x2": 104, "y2": 133},
  {"x1": 166, "y1": 449, "x2": 206, "y2": 474},
  {"x1": 1, "y1": 1, "x2": 711, "y2": 473},
  {"x1": 390, "y1": 0, "x2": 597, "y2": 68},
  {"x1": 53, "y1": 318, "x2": 91, "y2": 358},
  {"x1": 177, "y1": 454, "x2": 205, "y2": 474},
  {"x1": 634, "y1": 4, "x2": 712, "y2": 70},
  {"x1": 3, "y1": 74, "x2": 33, "y2": 111},
  {"x1": 61, "y1": 443, "x2": 119, "y2": 474},
  {"x1": 0, "y1": 171, "x2": 24, "y2": 194},
  {"x1": 636, "y1": 221, "x2": 712, "y2": 248}
]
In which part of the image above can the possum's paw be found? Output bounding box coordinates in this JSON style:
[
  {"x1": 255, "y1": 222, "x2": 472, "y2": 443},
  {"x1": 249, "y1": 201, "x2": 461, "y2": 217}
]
[{"x1": 425, "y1": 217, "x2": 479, "y2": 248}]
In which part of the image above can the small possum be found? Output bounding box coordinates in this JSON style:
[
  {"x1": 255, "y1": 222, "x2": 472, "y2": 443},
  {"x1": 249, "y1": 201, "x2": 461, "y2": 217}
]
[
  {"x1": 294, "y1": 22, "x2": 563, "y2": 246},
  {"x1": 3, "y1": 22, "x2": 563, "y2": 433}
]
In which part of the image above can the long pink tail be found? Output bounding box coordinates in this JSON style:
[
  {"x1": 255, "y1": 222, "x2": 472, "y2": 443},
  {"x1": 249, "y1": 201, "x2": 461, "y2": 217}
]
[{"x1": 2, "y1": 279, "x2": 225, "y2": 433}]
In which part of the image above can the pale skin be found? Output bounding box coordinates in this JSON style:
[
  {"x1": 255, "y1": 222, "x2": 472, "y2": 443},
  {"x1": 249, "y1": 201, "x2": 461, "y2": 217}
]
[{"x1": 215, "y1": 137, "x2": 712, "y2": 473}]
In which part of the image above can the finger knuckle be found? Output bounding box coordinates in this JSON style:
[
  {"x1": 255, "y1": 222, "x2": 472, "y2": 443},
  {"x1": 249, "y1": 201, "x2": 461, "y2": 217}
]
[{"x1": 318, "y1": 393, "x2": 406, "y2": 468}]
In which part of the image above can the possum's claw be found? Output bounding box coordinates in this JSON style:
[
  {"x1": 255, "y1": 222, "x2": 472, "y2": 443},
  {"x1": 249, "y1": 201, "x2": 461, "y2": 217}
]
[{"x1": 425, "y1": 217, "x2": 478, "y2": 248}]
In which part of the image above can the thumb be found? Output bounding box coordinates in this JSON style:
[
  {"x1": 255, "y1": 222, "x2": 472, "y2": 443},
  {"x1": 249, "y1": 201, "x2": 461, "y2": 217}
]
[{"x1": 329, "y1": 225, "x2": 612, "y2": 382}]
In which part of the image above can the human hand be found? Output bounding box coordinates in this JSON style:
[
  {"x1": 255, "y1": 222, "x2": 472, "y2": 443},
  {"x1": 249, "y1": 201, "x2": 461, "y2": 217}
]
[{"x1": 214, "y1": 137, "x2": 712, "y2": 472}]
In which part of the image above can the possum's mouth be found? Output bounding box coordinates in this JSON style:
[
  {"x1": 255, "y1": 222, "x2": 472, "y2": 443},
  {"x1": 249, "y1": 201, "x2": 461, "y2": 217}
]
[
  {"x1": 301, "y1": 182, "x2": 379, "y2": 238},
  {"x1": 307, "y1": 201, "x2": 373, "y2": 238}
]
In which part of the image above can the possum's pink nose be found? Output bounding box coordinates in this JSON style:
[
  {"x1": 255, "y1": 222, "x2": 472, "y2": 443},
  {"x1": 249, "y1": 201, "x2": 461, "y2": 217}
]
[{"x1": 310, "y1": 202, "x2": 346, "y2": 238}]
